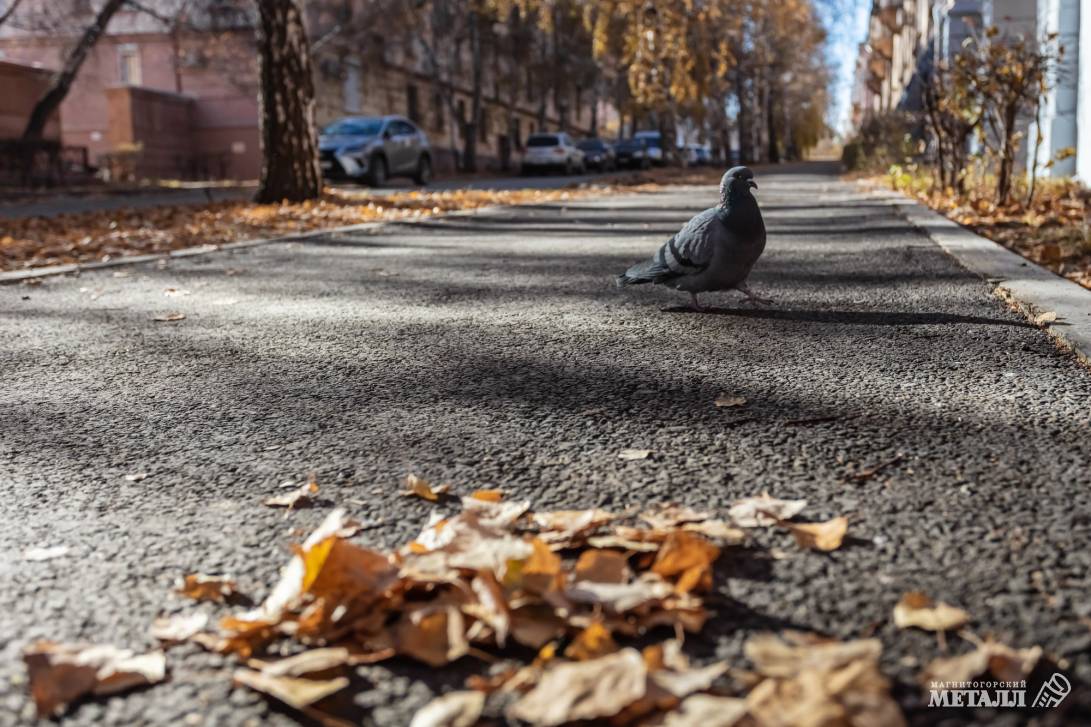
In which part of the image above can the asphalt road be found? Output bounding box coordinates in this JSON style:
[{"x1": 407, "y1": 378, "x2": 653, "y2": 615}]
[{"x1": 2, "y1": 163, "x2": 1090, "y2": 725}]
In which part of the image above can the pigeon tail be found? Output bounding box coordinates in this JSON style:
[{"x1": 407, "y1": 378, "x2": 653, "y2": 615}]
[{"x1": 616, "y1": 258, "x2": 676, "y2": 287}]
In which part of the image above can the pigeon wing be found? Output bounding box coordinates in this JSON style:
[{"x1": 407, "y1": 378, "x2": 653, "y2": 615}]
[{"x1": 619, "y1": 208, "x2": 720, "y2": 285}]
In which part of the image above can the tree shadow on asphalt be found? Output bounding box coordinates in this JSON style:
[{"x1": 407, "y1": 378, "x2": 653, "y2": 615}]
[{"x1": 662, "y1": 305, "x2": 1035, "y2": 329}]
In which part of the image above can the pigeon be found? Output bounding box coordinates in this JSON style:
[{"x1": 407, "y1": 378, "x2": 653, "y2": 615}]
[{"x1": 616, "y1": 166, "x2": 769, "y2": 311}]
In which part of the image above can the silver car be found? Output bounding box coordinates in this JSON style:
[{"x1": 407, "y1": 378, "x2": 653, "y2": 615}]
[
  {"x1": 318, "y1": 115, "x2": 432, "y2": 186},
  {"x1": 520, "y1": 132, "x2": 585, "y2": 175}
]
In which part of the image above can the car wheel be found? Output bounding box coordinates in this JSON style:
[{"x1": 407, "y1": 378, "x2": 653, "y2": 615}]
[
  {"x1": 413, "y1": 155, "x2": 432, "y2": 185},
  {"x1": 367, "y1": 155, "x2": 387, "y2": 187},
  {"x1": 564, "y1": 160, "x2": 573, "y2": 175}
]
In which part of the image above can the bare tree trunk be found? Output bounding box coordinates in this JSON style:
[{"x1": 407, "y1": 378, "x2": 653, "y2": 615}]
[
  {"x1": 254, "y1": 0, "x2": 321, "y2": 203},
  {"x1": 0, "y1": 0, "x2": 26, "y2": 29},
  {"x1": 995, "y1": 104, "x2": 1018, "y2": 205},
  {"x1": 22, "y1": 0, "x2": 126, "y2": 140},
  {"x1": 734, "y1": 64, "x2": 749, "y2": 164},
  {"x1": 766, "y1": 82, "x2": 780, "y2": 164},
  {"x1": 462, "y1": 9, "x2": 482, "y2": 172},
  {"x1": 1027, "y1": 96, "x2": 1043, "y2": 206}
]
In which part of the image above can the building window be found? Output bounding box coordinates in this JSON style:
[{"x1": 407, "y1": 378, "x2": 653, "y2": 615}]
[
  {"x1": 118, "y1": 44, "x2": 141, "y2": 85},
  {"x1": 343, "y1": 62, "x2": 361, "y2": 113},
  {"x1": 432, "y1": 92, "x2": 445, "y2": 132},
  {"x1": 407, "y1": 84, "x2": 420, "y2": 123}
]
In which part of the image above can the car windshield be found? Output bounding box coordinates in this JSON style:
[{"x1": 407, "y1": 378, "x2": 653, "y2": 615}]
[
  {"x1": 578, "y1": 140, "x2": 604, "y2": 151},
  {"x1": 322, "y1": 119, "x2": 383, "y2": 136},
  {"x1": 527, "y1": 135, "x2": 560, "y2": 147}
]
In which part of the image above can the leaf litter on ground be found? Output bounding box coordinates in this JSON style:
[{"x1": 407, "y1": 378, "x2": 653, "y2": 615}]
[{"x1": 23, "y1": 480, "x2": 1048, "y2": 723}]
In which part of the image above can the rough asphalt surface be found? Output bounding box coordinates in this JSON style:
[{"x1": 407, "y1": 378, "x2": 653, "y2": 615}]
[{"x1": 2, "y1": 162, "x2": 1090, "y2": 725}]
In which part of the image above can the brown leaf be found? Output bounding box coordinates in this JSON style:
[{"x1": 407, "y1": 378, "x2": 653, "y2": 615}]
[
  {"x1": 395, "y1": 606, "x2": 470, "y2": 667},
  {"x1": 150, "y1": 612, "x2": 209, "y2": 642},
  {"x1": 921, "y1": 640, "x2": 1041, "y2": 684},
  {"x1": 470, "y1": 489, "x2": 504, "y2": 502},
  {"x1": 410, "y1": 690, "x2": 486, "y2": 727},
  {"x1": 564, "y1": 621, "x2": 618, "y2": 661},
  {"x1": 507, "y1": 648, "x2": 647, "y2": 725},
  {"x1": 565, "y1": 573, "x2": 675, "y2": 612},
  {"x1": 652, "y1": 531, "x2": 720, "y2": 593},
  {"x1": 893, "y1": 592, "x2": 970, "y2": 632},
  {"x1": 177, "y1": 574, "x2": 239, "y2": 603},
  {"x1": 713, "y1": 394, "x2": 747, "y2": 408},
  {"x1": 1034, "y1": 310, "x2": 1058, "y2": 325},
  {"x1": 404, "y1": 474, "x2": 451, "y2": 502},
  {"x1": 783, "y1": 516, "x2": 849, "y2": 552},
  {"x1": 460, "y1": 496, "x2": 531, "y2": 529},
  {"x1": 729, "y1": 494, "x2": 807, "y2": 527},
  {"x1": 248, "y1": 647, "x2": 352, "y2": 678},
  {"x1": 232, "y1": 668, "x2": 347, "y2": 710},
  {"x1": 24, "y1": 642, "x2": 167, "y2": 718},
  {"x1": 658, "y1": 694, "x2": 748, "y2": 726},
  {"x1": 151, "y1": 312, "x2": 185, "y2": 322},
  {"x1": 639, "y1": 504, "x2": 714, "y2": 530},
  {"x1": 574, "y1": 549, "x2": 631, "y2": 584},
  {"x1": 264, "y1": 479, "x2": 319, "y2": 509}
]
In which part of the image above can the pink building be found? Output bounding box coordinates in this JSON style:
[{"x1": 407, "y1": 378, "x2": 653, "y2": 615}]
[{"x1": 0, "y1": 1, "x2": 261, "y2": 180}]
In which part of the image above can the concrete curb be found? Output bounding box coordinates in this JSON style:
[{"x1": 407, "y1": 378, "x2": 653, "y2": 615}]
[
  {"x1": 890, "y1": 193, "x2": 1091, "y2": 366},
  {"x1": 0, "y1": 204, "x2": 507, "y2": 285}
]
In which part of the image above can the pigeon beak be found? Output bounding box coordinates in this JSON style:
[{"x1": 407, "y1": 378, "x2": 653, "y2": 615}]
[{"x1": 748, "y1": 180, "x2": 758, "y2": 190}]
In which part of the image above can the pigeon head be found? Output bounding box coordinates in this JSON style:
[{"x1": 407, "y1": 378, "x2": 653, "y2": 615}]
[{"x1": 719, "y1": 166, "x2": 758, "y2": 206}]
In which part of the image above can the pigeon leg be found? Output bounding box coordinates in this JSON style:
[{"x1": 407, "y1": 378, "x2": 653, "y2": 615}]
[
  {"x1": 689, "y1": 292, "x2": 705, "y2": 312},
  {"x1": 737, "y1": 282, "x2": 773, "y2": 306}
]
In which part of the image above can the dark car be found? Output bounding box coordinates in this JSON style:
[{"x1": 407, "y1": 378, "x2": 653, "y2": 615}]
[
  {"x1": 577, "y1": 138, "x2": 616, "y2": 171},
  {"x1": 318, "y1": 115, "x2": 432, "y2": 186},
  {"x1": 614, "y1": 137, "x2": 652, "y2": 170}
]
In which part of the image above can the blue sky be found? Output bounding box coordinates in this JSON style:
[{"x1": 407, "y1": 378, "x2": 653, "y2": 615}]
[{"x1": 817, "y1": 0, "x2": 873, "y2": 134}]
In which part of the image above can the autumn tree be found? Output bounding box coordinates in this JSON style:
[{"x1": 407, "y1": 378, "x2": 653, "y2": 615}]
[{"x1": 253, "y1": 0, "x2": 322, "y2": 203}]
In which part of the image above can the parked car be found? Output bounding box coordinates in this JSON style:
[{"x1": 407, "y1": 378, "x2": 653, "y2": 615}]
[
  {"x1": 521, "y1": 133, "x2": 585, "y2": 175},
  {"x1": 614, "y1": 137, "x2": 652, "y2": 169},
  {"x1": 682, "y1": 144, "x2": 712, "y2": 166},
  {"x1": 577, "y1": 138, "x2": 616, "y2": 171},
  {"x1": 633, "y1": 130, "x2": 665, "y2": 165},
  {"x1": 318, "y1": 115, "x2": 432, "y2": 186}
]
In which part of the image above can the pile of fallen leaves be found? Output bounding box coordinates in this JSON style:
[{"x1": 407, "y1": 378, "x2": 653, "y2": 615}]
[
  {"x1": 22, "y1": 479, "x2": 1051, "y2": 725},
  {"x1": 884, "y1": 169, "x2": 1091, "y2": 290}
]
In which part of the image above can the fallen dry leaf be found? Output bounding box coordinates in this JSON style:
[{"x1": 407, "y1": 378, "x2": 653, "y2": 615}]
[
  {"x1": 177, "y1": 574, "x2": 239, "y2": 603},
  {"x1": 249, "y1": 647, "x2": 352, "y2": 678},
  {"x1": 507, "y1": 648, "x2": 647, "y2": 725},
  {"x1": 410, "y1": 690, "x2": 486, "y2": 727},
  {"x1": 618, "y1": 448, "x2": 653, "y2": 461},
  {"x1": 728, "y1": 494, "x2": 807, "y2": 527},
  {"x1": 652, "y1": 531, "x2": 721, "y2": 594},
  {"x1": 920, "y1": 639, "x2": 1041, "y2": 684},
  {"x1": 893, "y1": 592, "x2": 970, "y2": 632},
  {"x1": 151, "y1": 612, "x2": 209, "y2": 642},
  {"x1": 23, "y1": 546, "x2": 70, "y2": 561},
  {"x1": 574, "y1": 549, "x2": 631, "y2": 584},
  {"x1": 151, "y1": 312, "x2": 185, "y2": 322},
  {"x1": 264, "y1": 479, "x2": 319, "y2": 509},
  {"x1": 640, "y1": 504, "x2": 713, "y2": 530},
  {"x1": 469, "y1": 489, "x2": 504, "y2": 502},
  {"x1": 123, "y1": 472, "x2": 148, "y2": 482},
  {"x1": 395, "y1": 606, "x2": 470, "y2": 667},
  {"x1": 24, "y1": 642, "x2": 167, "y2": 717},
  {"x1": 460, "y1": 496, "x2": 531, "y2": 529},
  {"x1": 232, "y1": 668, "x2": 347, "y2": 709},
  {"x1": 659, "y1": 694, "x2": 748, "y2": 726},
  {"x1": 565, "y1": 621, "x2": 618, "y2": 661},
  {"x1": 1034, "y1": 310, "x2": 1058, "y2": 325},
  {"x1": 783, "y1": 516, "x2": 849, "y2": 552},
  {"x1": 565, "y1": 573, "x2": 675, "y2": 612},
  {"x1": 404, "y1": 474, "x2": 451, "y2": 502},
  {"x1": 713, "y1": 394, "x2": 747, "y2": 408},
  {"x1": 744, "y1": 633, "x2": 904, "y2": 727}
]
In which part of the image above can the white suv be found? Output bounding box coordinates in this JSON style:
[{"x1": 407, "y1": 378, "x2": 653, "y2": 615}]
[{"x1": 521, "y1": 133, "x2": 585, "y2": 175}]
